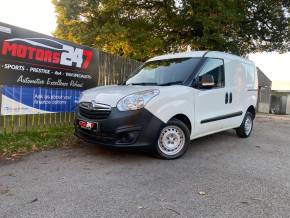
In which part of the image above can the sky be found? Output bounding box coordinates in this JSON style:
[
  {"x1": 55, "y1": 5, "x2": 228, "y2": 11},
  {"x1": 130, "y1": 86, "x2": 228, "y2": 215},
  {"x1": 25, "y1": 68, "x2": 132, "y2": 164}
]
[{"x1": 0, "y1": 0, "x2": 289, "y2": 90}]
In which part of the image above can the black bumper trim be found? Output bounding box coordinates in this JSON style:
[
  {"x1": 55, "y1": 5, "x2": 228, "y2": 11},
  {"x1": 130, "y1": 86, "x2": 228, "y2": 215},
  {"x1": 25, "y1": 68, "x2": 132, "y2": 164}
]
[{"x1": 75, "y1": 107, "x2": 165, "y2": 148}]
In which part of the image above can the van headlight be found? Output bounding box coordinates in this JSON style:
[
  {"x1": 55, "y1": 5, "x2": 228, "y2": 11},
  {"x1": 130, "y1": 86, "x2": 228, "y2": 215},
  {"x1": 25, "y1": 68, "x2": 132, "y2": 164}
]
[{"x1": 117, "y1": 89, "x2": 160, "y2": 111}]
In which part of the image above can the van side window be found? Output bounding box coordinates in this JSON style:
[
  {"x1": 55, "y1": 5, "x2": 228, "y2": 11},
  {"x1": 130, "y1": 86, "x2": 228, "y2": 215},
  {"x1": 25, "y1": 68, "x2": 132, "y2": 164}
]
[{"x1": 197, "y1": 59, "x2": 225, "y2": 89}]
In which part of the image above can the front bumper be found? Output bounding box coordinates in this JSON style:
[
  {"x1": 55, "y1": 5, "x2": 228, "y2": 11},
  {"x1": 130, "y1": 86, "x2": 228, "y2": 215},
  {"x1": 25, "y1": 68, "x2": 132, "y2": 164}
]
[{"x1": 74, "y1": 107, "x2": 164, "y2": 148}]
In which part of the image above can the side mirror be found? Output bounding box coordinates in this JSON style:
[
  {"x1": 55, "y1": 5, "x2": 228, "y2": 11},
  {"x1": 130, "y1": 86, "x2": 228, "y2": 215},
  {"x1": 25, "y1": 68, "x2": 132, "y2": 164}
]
[{"x1": 199, "y1": 74, "x2": 215, "y2": 89}]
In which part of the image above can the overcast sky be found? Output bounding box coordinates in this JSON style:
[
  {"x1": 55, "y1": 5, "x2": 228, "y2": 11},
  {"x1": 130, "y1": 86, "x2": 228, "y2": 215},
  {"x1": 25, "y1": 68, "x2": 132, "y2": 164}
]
[{"x1": 0, "y1": 0, "x2": 289, "y2": 90}]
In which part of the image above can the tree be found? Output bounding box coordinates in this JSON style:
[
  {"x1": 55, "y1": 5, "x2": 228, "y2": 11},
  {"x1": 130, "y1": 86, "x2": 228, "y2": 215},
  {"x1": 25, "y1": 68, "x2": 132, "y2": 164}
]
[{"x1": 52, "y1": 0, "x2": 290, "y2": 61}]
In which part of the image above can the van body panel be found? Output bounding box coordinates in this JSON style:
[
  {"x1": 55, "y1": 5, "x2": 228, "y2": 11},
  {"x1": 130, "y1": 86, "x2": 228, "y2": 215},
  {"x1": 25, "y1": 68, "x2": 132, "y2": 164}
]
[
  {"x1": 145, "y1": 85, "x2": 196, "y2": 137},
  {"x1": 224, "y1": 58, "x2": 246, "y2": 128},
  {"x1": 194, "y1": 88, "x2": 228, "y2": 136},
  {"x1": 80, "y1": 85, "x2": 160, "y2": 107}
]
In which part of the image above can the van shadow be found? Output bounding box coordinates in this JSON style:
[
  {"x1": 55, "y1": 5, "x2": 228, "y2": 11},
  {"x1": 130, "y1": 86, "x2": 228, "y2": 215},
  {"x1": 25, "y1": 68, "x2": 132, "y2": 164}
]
[
  {"x1": 75, "y1": 130, "x2": 238, "y2": 160},
  {"x1": 77, "y1": 140, "x2": 153, "y2": 160},
  {"x1": 187, "y1": 129, "x2": 239, "y2": 153}
]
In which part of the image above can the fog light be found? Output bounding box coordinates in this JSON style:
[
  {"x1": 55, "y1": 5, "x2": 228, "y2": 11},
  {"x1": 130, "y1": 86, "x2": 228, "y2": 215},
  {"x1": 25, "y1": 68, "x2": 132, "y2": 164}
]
[{"x1": 116, "y1": 131, "x2": 139, "y2": 144}]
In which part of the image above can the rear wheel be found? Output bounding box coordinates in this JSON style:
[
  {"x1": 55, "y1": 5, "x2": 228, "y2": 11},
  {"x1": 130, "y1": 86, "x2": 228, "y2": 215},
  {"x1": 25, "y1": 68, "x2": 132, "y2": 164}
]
[
  {"x1": 236, "y1": 112, "x2": 253, "y2": 138},
  {"x1": 155, "y1": 119, "x2": 190, "y2": 159}
]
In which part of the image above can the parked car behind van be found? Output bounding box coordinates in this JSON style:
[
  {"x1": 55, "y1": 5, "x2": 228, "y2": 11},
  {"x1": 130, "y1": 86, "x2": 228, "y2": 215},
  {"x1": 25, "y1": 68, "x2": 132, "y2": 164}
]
[{"x1": 75, "y1": 51, "x2": 258, "y2": 159}]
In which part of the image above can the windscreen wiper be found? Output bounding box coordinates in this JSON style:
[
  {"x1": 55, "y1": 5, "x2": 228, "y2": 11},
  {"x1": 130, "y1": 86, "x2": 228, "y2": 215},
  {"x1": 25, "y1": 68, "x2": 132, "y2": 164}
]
[
  {"x1": 158, "y1": 81, "x2": 183, "y2": 86},
  {"x1": 128, "y1": 82, "x2": 158, "y2": 86}
]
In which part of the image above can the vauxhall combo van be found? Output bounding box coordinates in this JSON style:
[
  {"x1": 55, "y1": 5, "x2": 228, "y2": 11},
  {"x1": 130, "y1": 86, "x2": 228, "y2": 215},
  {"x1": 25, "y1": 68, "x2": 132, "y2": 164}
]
[{"x1": 75, "y1": 51, "x2": 258, "y2": 159}]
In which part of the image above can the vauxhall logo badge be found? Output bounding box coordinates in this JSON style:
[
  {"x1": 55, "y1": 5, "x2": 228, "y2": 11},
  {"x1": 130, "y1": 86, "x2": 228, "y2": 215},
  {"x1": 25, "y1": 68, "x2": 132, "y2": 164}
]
[
  {"x1": 91, "y1": 100, "x2": 98, "y2": 109},
  {"x1": 90, "y1": 100, "x2": 111, "y2": 111}
]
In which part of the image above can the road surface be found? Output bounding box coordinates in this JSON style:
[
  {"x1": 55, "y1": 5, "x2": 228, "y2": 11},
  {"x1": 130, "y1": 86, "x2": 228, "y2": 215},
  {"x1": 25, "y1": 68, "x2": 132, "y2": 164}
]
[{"x1": 1, "y1": 114, "x2": 290, "y2": 217}]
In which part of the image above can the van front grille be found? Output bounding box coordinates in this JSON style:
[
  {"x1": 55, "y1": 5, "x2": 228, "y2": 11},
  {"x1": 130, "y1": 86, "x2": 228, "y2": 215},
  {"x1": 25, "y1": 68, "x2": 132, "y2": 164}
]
[{"x1": 79, "y1": 102, "x2": 111, "y2": 120}]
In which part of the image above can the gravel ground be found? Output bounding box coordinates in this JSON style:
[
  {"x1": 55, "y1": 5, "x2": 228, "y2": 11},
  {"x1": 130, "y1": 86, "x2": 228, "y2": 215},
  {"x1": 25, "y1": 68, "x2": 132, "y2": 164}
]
[{"x1": 1, "y1": 114, "x2": 290, "y2": 218}]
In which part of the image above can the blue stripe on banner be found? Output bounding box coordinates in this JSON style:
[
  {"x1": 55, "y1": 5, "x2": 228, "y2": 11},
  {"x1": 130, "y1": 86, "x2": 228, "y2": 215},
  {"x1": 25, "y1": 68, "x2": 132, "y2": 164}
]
[{"x1": 2, "y1": 85, "x2": 82, "y2": 113}]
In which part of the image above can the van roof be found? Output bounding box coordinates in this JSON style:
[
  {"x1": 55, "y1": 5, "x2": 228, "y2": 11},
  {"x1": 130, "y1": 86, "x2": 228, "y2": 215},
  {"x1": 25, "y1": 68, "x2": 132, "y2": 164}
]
[{"x1": 147, "y1": 51, "x2": 254, "y2": 65}]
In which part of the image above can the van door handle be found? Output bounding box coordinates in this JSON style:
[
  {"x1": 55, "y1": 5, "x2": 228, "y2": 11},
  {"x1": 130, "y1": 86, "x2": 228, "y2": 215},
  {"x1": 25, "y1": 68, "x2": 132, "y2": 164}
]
[
  {"x1": 225, "y1": 93, "x2": 229, "y2": 104},
  {"x1": 229, "y1": 92, "x2": 232, "y2": 104}
]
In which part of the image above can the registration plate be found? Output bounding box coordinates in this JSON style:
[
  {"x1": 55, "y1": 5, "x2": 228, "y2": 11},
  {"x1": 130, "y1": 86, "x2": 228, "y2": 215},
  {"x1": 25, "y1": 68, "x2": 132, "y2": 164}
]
[{"x1": 79, "y1": 120, "x2": 98, "y2": 131}]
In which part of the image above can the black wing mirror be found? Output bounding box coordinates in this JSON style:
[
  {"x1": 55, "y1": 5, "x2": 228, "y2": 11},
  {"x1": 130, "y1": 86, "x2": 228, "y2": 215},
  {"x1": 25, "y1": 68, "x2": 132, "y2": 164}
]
[{"x1": 199, "y1": 74, "x2": 215, "y2": 89}]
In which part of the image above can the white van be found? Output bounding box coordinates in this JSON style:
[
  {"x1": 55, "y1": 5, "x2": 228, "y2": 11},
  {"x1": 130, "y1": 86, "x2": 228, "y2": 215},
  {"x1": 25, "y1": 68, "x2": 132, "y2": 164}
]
[{"x1": 75, "y1": 51, "x2": 258, "y2": 159}]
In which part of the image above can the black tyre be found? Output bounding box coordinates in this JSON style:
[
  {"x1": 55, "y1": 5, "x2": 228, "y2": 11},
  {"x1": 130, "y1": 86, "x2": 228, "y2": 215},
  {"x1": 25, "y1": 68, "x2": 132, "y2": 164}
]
[
  {"x1": 236, "y1": 112, "x2": 253, "y2": 138},
  {"x1": 154, "y1": 118, "x2": 190, "y2": 159}
]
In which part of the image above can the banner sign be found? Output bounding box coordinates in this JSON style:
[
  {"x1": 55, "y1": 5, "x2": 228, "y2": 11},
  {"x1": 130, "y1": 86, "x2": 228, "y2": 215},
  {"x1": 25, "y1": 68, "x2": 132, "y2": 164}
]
[
  {"x1": 0, "y1": 22, "x2": 98, "y2": 89},
  {"x1": 1, "y1": 85, "x2": 81, "y2": 115}
]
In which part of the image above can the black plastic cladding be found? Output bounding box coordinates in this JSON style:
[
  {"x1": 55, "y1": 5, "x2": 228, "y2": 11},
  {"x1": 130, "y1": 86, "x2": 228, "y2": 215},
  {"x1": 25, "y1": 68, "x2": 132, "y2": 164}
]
[{"x1": 75, "y1": 107, "x2": 165, "y2": 148}]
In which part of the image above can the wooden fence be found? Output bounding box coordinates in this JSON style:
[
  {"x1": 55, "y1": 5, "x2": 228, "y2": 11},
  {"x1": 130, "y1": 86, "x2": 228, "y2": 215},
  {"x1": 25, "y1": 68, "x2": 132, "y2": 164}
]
[{"x1": 0, "y1": 51, "x2": 141, "y2": 134}]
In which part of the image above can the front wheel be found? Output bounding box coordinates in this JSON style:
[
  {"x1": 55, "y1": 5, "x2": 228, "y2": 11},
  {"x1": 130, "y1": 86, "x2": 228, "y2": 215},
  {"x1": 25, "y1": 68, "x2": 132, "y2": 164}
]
[
  {"x1": 236, "y1": 112, "x2": 253, "y2": 138},
  {"x1": 154, "y1": 119, "x2": 190, "y2": 159}
]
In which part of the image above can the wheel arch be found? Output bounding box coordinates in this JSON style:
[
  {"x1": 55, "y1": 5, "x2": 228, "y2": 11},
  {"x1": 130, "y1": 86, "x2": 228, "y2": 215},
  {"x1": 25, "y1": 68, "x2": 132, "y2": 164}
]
[
  {"x1": 170, "y1": 114, "x2": 192, "y2": 134},
  {"x1": 246, "y1": 105, "x2": 256, "y2": 119}
]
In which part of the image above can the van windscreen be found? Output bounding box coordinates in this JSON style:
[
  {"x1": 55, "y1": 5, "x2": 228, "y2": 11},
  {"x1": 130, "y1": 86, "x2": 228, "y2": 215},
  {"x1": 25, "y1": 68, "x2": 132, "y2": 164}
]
[{"x1": 126, "y1": 58, "x2": 201, "y2": 86}]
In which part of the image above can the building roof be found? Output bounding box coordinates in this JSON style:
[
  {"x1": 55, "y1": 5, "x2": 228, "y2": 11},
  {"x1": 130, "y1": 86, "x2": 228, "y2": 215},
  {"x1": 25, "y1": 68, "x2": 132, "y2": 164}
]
[
  {"x1": 257, "y1": 68, "x2": 272, "y2": 88},
  {"x1": 272, "y1": 90, "x2": 290, "y2": 93}
]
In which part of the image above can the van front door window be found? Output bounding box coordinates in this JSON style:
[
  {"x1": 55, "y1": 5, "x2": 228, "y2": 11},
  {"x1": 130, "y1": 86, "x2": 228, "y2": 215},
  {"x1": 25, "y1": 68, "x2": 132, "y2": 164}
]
[{"x1": 197, "y1": 59, "x2": 225, "y2": 89}]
